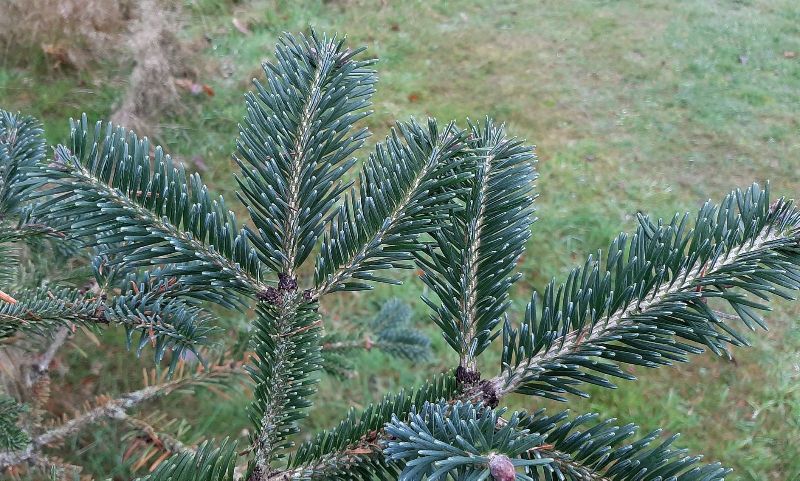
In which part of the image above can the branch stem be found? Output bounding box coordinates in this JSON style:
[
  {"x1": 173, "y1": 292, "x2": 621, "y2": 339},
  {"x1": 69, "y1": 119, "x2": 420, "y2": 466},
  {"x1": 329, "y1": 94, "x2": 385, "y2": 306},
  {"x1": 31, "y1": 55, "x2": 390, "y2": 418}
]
[
  {"x1": 495, "y1": 226, "x2": 781, "y2": 396},
  {"x1": 71, "y1": 164, "x2": 266, "y2": 294},
  {"x1": 459, "y1": 153, "x2": 492, "y2": 370},
  {"x1": 0, "y1": 363, "x2": 241, "y2": 470},
  {"x1": 281, "y1": 43, "x2": 332, "y2": 277}
]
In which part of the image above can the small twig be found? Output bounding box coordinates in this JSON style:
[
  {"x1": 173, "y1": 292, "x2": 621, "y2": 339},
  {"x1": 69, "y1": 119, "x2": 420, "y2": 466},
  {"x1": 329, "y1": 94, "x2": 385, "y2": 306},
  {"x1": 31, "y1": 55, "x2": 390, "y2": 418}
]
[
  {"x1": 322, "y1": 335, "x2": 374, "y2": 352},
  {"x1": 0, "y1": 289, "x2": 18, "y2": 304},
  {"x1": 121, "y1": 414, "x2": 192, "y2": 455},
  {"x1": 32, "y1": 327, "x2": 70, "y2": 381},
  {"x1": 35, "y1": 382, "x2": 179, "y2": 448},
  {"x1": 0, "y1": 362, "x2": 242, "y2": 470},
  {"x1": 279, "y1": 319, "x2": 322, "y2": 338}
]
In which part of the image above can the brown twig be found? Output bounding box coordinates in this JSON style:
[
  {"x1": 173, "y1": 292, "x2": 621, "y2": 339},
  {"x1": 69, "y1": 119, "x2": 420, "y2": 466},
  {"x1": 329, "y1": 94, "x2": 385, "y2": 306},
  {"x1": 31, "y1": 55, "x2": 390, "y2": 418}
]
[
  {"x1": 30, "y1": 327, "x2": 69, "y2": 383},
  {"x1": 121, "y1": 413, "x2": 192, "y2": 456},
  {"x1": 0, "y1": 289, "x2": 18, "y2": 304},
  {"x1": 0, "y1": 361, "x2": 243, "y2": 470}
]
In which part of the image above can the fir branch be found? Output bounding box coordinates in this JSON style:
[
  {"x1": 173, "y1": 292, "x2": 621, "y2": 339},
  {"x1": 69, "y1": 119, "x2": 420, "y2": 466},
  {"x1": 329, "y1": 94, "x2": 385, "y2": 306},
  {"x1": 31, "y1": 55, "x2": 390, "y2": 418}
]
[
  {"x1": 384, "y1": 401, "x2": 552, "y2": 480},
  {"x1": 417, "y1": 118, "x2": 536, "y2": 370},
  {"x1": 322, "y1": 331, "x2": 429, "y2": 361},
  {"x1": 247, "y1": 295, "x2": 322, "y2": 474},
  {"x1": 0, "y1": 110, "x2": 46, "y2": 216},
  {"x1": 279, "y1": 184, "x2": 798, "y2": 480},
  {"x1": 109, "y1": 285, "x2": 220, "y2": 374},
  {"x1": 0, "y1": 287, "x2": 105, "y2": 339},
  {"x1": 0, "y1": 214, "x2": 77, "y2": 289},
  {"x1": 236, "y1": 31, "x2": 376, "y2": 275},
  {"x1": 246, "y1": 117, "x2": 466, "y2": 474},
  {"x1": 314, "y1": 119, "x2": 468, "y2": 295},
  {"x1": 27, "y1": 116, "x2": 263, "y2": 306},
  {"x1": 494, "y1": 183, "x2": 800, "y2": 401},
  {"x1": 0, "y1": 286, "x2": 217, "y2": 371},
  {"x1": 516, "y1": 410, "x2": 729, "y2": 481},
  {"x1": 287, "y1": 403, "x2": 729, "y2": 481},
  {"x1": 6, "y1": 31, "x2": 798, "y2": 481},
  {"x1": 0, "y1": 110, "x2": 51, "y2": 289},
  {"x1": 141, "y1": 438, "x2": 239, "y2": 481},
  {"x1": 321, "y1": 330, "x2": 430, "y2": 379},
  {"x1": 320, "y1": 298, "x2": 431, "y2": 378},
  {"x1": 0, "y1": 221, "x2": 66, "y2": 245},
  {"x1": 0, "y1": 396, "x2": 29, "y2": 452},
  {"x1": 386, "y1": 403, "x2": 729, "y2": 481},
  {"x1": 0, "y1": 383, "x2": 177, "y2": 468},
  {"x1": 285, "y1": 373, "x2": 458, "y2": 479}
]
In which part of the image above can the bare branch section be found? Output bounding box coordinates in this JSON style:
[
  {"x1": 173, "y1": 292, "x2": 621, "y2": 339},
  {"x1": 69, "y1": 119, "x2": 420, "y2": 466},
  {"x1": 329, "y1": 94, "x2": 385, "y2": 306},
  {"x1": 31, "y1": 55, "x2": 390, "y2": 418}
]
[
  {"x1": 26, "y1": 327, "x2": 70, "y2": 388},
  {"x1": 121, "y1": 414, "x2": 192, "y2": 456},
  {"x1": 0, "y1": 362, "x2": 242, "y2": 470}
]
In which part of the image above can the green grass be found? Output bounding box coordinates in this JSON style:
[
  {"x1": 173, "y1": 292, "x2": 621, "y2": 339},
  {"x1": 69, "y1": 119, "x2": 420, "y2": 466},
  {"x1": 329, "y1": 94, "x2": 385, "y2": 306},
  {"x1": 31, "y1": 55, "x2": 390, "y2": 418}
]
[{"x1": 2, "y1": 0, "x2": 799, "y2": 479}]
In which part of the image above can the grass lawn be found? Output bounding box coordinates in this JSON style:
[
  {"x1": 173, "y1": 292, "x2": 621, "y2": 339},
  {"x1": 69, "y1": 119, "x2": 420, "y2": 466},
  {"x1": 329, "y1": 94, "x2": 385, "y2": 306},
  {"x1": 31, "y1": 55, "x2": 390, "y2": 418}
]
[{"x1": 1, "y1": 1, "x2": 799, "y2": 479}]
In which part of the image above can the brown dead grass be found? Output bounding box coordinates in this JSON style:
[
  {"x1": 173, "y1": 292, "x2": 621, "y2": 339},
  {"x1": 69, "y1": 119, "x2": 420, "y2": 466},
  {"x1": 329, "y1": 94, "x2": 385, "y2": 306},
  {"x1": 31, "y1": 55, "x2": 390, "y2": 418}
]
[
  {"x1": 0, "y1": 0, "x2": 134, "y2": 70},
  {"x1": 0, "y1": 0, "x2": 201, "y2": 137},
  {"x1": 110, "y1": 0, "x2": 197, "y2": 135}
]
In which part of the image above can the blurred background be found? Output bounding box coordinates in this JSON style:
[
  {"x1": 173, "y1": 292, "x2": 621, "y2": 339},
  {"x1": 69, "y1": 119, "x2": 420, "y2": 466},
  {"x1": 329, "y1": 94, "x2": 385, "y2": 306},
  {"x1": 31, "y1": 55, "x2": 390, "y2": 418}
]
[{"x1": 1, "y1": 1, "x2": 798, "y2": 479}]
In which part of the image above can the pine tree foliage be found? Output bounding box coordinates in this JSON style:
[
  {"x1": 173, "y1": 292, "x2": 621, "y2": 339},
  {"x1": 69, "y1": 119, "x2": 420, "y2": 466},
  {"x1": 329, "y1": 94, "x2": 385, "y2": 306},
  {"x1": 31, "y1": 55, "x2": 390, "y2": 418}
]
[
  {"x1": 239, "y1": 33, "x2": 468, "y2": 479},
  {"x1": 0, "y1": 108, "x2": 240, "y2": 475},
  {"x1": 0, "y1": 280, "x2": 215, "y2": 370},
  {"x1": 111, "y1": 289, "x2": 218, "y2": 371},
  {"x1": 371, "y1": 328, "x2": 430, "y2": 363},
  {"x1": 416, "y1": 119, "x2": 537, "y2": 369},
  {"x1": 0, "y1": 396, "x2": 28, "y2": 452},
  {"x1": 498, "y1": 184, "x2": 800, "y2": 401},
  {"x1": 514, "y1": 410, "x2": 730, "y2": 481},
  {"x1": 385, "y1": 402, "x2": 552, "y2": 480},
  {"x1": 275, "y1": 180, "x2": 798, "y2": 481},
  {"x1": 28, "y1": 116, "x2": 262, "y2": 307},
  {"x1": 0, "y1": 287, "x2": 103, "y2": 339},
  {"x1": 140, "y1": 438, "x2": 239, "y2": 481},
  {"x1": 0, "y1": 112, "x2": 50, "y2": 288},
  {"x1": 236, "y1": 32, "x2": 376, "y2": 275},
  {"x1": 287, "y1": 373, "x2": 459, "y2": 479},
  {"x1": 94, "y1": 253, "x2": 220, "y2": 370},
  {"x1": 314, "y1": 119, "x2": 468, "y2": 294},
  {"x1": 0, "y1": 111, "x2": 45, "y2": 216},
  {"x1": 2, "y1": 31, "x2": 800, "y2": 481},
  {"x1": 247, "y1": 297, "x2": 322, "y2": 473},
  {"x1": 321, "y1": 298, "x2": 431, "y2": 377},
  {"x1": 386, "y1": 402, "x2": 729, "y2": 481}
]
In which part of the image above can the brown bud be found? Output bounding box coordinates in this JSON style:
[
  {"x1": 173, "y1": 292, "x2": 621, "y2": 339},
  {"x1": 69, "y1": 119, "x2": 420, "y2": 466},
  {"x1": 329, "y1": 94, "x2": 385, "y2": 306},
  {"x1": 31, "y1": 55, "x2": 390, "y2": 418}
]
[
  {"x1": 257, "y1": 286, "x2": 282, "y2": 305},
  {"x1": 277, "y1": 273, "x2": 298, "y2": 292},
  {"x1": 455, "y1": 365, "x2": 481, "y2": 385},
  {"x1": 488, "y1": 453, "x2": 516, "y2": 481},
  {"x1": 480, "y1": 380, "x2": 500, "y2": 408}
]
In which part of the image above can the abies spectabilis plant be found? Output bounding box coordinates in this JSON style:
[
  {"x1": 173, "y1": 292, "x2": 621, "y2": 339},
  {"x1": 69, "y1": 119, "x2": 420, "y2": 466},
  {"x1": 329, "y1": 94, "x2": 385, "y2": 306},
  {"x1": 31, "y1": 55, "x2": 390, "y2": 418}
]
[{"x1": 1, "y1": 31, "x2": 799, "y2": 481}]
